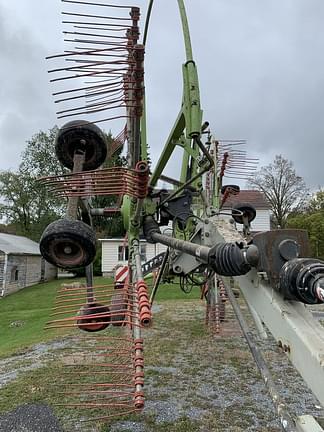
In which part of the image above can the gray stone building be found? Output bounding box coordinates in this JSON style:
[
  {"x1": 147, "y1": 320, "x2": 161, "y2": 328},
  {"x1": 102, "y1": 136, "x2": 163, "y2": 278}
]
[{"x1": 0, "y1": 233, "x2": 57, "y2": 297}]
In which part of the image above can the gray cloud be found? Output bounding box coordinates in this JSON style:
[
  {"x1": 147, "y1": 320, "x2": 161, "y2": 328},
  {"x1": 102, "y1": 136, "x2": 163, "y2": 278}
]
[
  {"x1": 0, "y1": 0, "x2": 323, "y2": 190},
  {"x1": 0, "y1": 3, "x2": 57, "y2": 169}
]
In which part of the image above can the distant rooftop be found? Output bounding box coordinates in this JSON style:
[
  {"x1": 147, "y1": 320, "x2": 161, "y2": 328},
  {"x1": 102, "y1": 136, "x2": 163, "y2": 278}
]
[
  {"x1": 0, "y1": 233, "x2": 40, "y2": 255},
  {"x1": 223, "y1": 189, "x2": 270, "y2": 209}
]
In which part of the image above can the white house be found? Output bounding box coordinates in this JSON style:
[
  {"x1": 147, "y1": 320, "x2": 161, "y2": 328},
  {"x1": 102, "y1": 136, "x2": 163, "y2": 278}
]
[
  {"x1": 222, "y1": 189, "x2": 271, "y2": 232},
  {"x1": 100, "y1": 238, "x2": 167, "y2": 277}
]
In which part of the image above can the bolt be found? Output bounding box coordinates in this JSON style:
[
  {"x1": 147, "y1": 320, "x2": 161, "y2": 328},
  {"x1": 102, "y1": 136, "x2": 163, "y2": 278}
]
[
  {"x1": 174, "y1": 265, "x2": 182, "y2": 274},
  {"x1": 64, "y1": 246, "x2": 72, "y2": 255}
]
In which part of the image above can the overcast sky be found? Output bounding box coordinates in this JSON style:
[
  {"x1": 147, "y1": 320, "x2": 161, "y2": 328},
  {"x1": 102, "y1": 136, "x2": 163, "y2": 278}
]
[{"x1": 0, "y1": 0, "x2": 323, "y2": 190}]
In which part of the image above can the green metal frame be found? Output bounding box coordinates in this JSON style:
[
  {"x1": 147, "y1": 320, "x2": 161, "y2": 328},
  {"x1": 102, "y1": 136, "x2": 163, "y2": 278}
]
[
  {"x1": 143, "y1": 0, "x2": 203, "y2": 191},
  {"x1": 122, "y1": 0, "x2": 211, "y2": 271}
]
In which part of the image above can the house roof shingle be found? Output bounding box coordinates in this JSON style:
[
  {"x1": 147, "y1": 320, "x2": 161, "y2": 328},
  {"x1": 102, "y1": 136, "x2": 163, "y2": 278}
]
[
  {"x1": 0, "y1": 233, "x2": 41, "y2": 255},
  {"x1": 223, "y1": 189, "x2": 270, "y2": 209}
]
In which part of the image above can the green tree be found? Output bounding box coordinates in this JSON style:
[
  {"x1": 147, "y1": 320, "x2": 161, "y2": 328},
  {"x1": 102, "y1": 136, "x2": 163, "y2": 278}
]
[
  {"x1": 247, "y1": 155, "x2": 308, "y2": 228},
  {"x1": 0, "y1": 126, "x2": 126, "y2": 240},
  {"x1": 0, "y1": 126, "x2": 65, "y2": 240},
  {"x1": 308, "y1": 188, "x2": 324, "y2": 212},
  {"x1": 287, "y1": 210, "x2": 324, "y2": 260},
  {"x1": 20, "y1": 126, "x2": 64, "y2": 177}
]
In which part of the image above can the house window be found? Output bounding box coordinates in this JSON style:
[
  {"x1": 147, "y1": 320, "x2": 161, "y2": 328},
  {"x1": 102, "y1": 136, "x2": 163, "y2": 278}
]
[
  {"x1": 118, "y1": 245, "x2": 129, "y2": 261},
  {"x1": 10, "y1": 267, "x2": 19, "y2": 282},
  {"x1": 117, "y1": 244, "x2": 147, "y2": 262},
  {"x1": 140, "y1": 244, "x2": 147, "y2": 262}
]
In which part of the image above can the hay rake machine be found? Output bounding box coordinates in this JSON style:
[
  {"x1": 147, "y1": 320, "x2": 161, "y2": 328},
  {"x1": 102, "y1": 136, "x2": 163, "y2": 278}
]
[{"x1": 38, "y1": 0, "x2": 324, "y2": 429}]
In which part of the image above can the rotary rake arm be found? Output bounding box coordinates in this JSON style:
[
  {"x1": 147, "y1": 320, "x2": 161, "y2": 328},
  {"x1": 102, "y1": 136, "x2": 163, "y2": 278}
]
[
  {"x1": 36, "y1": 0, "x2": 324, "y2": 429},
  {"x1": 38, "y1": 0, "x2": 151, "y2": 422}
]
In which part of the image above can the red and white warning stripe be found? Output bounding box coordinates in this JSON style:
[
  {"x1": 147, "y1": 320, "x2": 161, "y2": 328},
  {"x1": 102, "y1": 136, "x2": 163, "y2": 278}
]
[{"x1": 115, "y1": 265, "x2": 129, "y2": 283}]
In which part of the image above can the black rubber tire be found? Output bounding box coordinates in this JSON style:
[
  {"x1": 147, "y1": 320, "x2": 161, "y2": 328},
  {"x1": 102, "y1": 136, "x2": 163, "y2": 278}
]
[
  {"x1": 40, "y1": 218, "x2": 96, "y2": 269},
  {"x1": 232, "y1": 202, "x2": 256, "y2": 224},
  {"x1": 55, "y1": 120, "x2": 107, "y2": 171},
  {"x1": 110, "y1": 292, "x2": 127, "y2": 327},
  {"x1": 77, "y1": 303, "x2": 110, "y2": 332}
]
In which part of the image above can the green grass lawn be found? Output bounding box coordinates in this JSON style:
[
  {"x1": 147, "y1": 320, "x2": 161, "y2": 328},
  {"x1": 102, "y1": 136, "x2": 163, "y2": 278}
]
[
  {"x1": 0, "y1": 276, "x2": 200, "y2": 357},
  {"x1": 0, "y1": 276, "x2": 109, "y2": 357}
]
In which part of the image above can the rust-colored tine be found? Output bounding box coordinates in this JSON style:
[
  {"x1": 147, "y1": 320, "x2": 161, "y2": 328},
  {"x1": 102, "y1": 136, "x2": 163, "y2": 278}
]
[
  {"x1": 63, "y1": 373, "x2": 133, "y2": 380},
  {"x1": 53, "y1": 80, "x2": 123, "y2": 97},
  {"x1": 62, "y1": 0, "x2": 135, "y2": 9},
  {"x1": 59, "y1": 390, "x2": 133, "y2": 397},
  {"x1": 52, "y1": 295, "x2": 110, "y2": 305},
  {"x1": 56, "y1": 402, "x2": 133, "y2": 408},
  {"x1": 56, "y1": 98, "x2": 125, "y2": 116},
  {"x1": 86, "y1": 90, "x2": 125, "y2": 104},
  {"x1": 60, "y1": 346, "x2": 132, "y2": 353},
  {"x1": 40, "y1": 175, "x2": 140, "y2": 188},
  {"x1": 48, "y1": 311, "x2": 133, "y2": 324},
  {"x1": 64, "y1": 31, "x2": 130, "y2": 40},
  {"x1": 47, "y1": 46, "x2": 128, "y2": 60},
  {"x1": 52, "y1": 293, "x2": 130, "y2": 305},
  {"x1": 46, "y1": 317, "x2": 137, "y2": 330},
  {"x1": 43, "y1": 171, "x2": 146, "y2": 185},
  {"x1": 58, "y1": 93, "x2": 128, "y2": 110},
  {"x1": 55, "y1": 287, "x2": 115, "y2": 297},
  {"x1": 76, "y1": 336, "x2": 134, "y2": 342},
  {"x1": 45, "y1": 313, "x2": 140, "y2": 328},
  {"x1": 57, "y1": 283, "x2": 115, "y2": 292},
  {"x1": 67, "y1": 114, "x2": 130, "y2": 125},
  {"x1": 63, "y1": 372, "x2": 134, "y2": 377},
  {"x1": 66, "y1": 363, "x2": 133, "y2": 370},
  {"x1": 73, "y1": 25, "x2": 131, "y2": 32},
  {"x1": 62, "y1": 20, "x2": 132, "y2": 28},
  {"x1": 52, "y1": 297, "x2": 112, "y2": 307},
  {"x1": 57, "y1": 85, "x2": 123, "y2": 103},
  {"x1": 61, "y1": 12, "x2": 133, "y2": 21},
  {"x1": 56, "y1": 288, "x2": 135, "y2": 298},
  {"x1": 64, "y1": 58, "x2": 130, "y2": 67},
  {"x1": 48, "y1": 60, "x2": 128, "y2": 74},
  {"x1": 67, "y1": 382, "x2": 133, "y2": 388},
  {"x1": 50, "y1": 68, "x2": 127, "y2": 83}
]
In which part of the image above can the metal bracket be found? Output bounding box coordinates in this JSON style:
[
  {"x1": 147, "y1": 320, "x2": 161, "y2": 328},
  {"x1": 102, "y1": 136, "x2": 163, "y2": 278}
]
[{"x1": 210, "y1": 219, "x2": 324, "y2": 407}]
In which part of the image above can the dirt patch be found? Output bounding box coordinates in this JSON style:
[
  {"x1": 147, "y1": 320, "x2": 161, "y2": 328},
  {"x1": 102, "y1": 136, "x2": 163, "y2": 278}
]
[
  {"x1": 0, "y1": 299, "x2": 323, "y2": 431},
  {"x1": 0, "y1": 340, "x2": 70, "y2": 388}
]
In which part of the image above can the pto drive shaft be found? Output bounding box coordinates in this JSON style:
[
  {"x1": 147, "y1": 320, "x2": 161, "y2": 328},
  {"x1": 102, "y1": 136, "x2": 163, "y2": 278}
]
[{"x1": 143, "y1": 217, "x2": 259, "y2": 277}]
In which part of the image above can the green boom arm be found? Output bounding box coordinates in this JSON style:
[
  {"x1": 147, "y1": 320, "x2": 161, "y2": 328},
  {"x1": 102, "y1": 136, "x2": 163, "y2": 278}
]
[{"x1": 143, "y1": 0, "x2": 204, "y2": 189}]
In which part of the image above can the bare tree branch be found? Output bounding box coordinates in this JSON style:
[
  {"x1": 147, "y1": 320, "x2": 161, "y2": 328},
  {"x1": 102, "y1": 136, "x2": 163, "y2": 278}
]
[{"x1": 247, "y1": 155, "x2": 308, "y2": 228}]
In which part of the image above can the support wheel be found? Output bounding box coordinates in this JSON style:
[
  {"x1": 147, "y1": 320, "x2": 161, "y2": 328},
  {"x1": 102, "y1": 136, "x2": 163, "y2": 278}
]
[
  {"x1": 55, "y1": 120, "x2": 107, "y2": 170},
  {"x1": 40, "y1": 219, "x2": 96, "y2": 269},
  {"x1": 231, "y1": 202, "x2": 256, "y2": 224},
  {"x1": 110, "y1": 292, "x2": 127, "y2": 326},
  {"x1": 77, "y1": 303, "x2": 110, "y2": 332}
]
